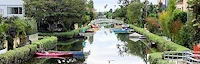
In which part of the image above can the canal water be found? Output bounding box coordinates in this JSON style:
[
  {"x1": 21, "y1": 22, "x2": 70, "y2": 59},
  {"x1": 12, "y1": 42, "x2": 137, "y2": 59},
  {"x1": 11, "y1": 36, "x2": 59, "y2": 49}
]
[{"x1": 25, "y1": 28, "x2": 152, "y2": 64}]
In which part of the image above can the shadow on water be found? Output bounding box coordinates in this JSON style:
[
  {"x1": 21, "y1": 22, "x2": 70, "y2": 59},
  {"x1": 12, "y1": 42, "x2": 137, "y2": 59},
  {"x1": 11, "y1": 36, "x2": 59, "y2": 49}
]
[{"x1": 116, "y1": 33, "x2": 155, "y2": 64}]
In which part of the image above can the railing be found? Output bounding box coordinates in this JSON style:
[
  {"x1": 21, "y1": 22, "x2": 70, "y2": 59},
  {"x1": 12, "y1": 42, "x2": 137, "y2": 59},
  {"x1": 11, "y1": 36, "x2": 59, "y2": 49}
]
[{"x1": 164, "y1": 51, "x2": 200, "y2": 64}]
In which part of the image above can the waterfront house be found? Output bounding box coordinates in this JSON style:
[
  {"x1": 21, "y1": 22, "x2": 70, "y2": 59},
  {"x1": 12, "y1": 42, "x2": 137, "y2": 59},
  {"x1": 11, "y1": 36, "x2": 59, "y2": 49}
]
[{"x1": 0, "y1": 0, "x2": 24, "y2": 17}]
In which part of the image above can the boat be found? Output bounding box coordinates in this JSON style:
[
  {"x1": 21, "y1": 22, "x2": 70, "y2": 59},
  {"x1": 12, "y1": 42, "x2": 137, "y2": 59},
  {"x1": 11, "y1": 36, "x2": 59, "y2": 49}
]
[
  {"x1": 35, "y1": 51, "x2": 73, "y2": 57},
  {"x1": 36, "y1": 56, "x2": 67, "y2": 59},
  {"x1": 113, "y1": 28, "x2": 133, "y2": 34},
  {"x1": 129, "y1": 33, "x2": 146, "y2": 39},
  {"x1": 139, "y1": 36, "x2": 146, "y2": 39},
  {"x1": 92, "y1": 24, "x2": 98, "y2": 28},
  {"x1": 86, "y1": 29, "x2": 94, "y2": 33}
]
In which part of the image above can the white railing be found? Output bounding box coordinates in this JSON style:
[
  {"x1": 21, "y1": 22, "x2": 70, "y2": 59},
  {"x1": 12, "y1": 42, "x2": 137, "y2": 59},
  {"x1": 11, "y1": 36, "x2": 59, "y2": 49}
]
[{"x1": 164, "y1": 51, "x2": 200, "y2": 64}]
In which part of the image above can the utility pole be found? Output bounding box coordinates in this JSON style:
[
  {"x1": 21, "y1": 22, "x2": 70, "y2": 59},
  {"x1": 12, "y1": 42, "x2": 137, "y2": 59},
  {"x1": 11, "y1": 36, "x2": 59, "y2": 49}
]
[{"x1": 187, "y1": 1, "x2": 190, "y2": 22}]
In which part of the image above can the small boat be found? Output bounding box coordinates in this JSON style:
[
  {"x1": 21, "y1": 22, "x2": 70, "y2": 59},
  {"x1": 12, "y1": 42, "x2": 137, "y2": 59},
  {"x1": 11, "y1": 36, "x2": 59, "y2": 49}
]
[
  {"x1": 36, "y1": 51, "x2": 73, "y2": 57},
  {"x1": 36, "y1": 56, "x2": 67, "y2": 59},
  {"x1": 86, "y1": 29, "x2": 94, "y2": 33},
  {"x1": 139, "y1": 36, "x2": 146, "y2": 39},
  {"x1": 92, "y1": 24, "x2": 98, "y2": 28}
]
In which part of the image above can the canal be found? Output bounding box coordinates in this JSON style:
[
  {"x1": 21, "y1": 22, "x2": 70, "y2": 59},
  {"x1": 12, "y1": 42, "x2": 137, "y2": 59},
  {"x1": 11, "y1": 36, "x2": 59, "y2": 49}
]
[{"x1": 25, "y1": 28, "x2": 153, "y2": 64}]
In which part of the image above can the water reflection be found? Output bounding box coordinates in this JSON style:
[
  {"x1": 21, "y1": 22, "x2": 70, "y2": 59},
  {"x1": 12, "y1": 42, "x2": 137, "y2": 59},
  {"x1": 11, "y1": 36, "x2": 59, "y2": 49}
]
[
  {"x1": 116, "y1": 34, "x2": 150, "y2": 64},
  {"x1": 25, "y1": 29, "x2": 152, "y2": 64},
  {"x1": 25, "y1": 39, "x2": 87, "y2": 64},
  {"x1": 84, "y1": 29, "x2": 147, "y2": 64}
]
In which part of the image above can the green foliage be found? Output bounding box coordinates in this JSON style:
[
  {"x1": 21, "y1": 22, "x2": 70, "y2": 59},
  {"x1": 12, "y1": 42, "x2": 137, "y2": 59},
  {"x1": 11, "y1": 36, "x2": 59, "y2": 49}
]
[
  {"x1": 0, "y1": 36, "x2": 57, "y2": 64},
  {"x1": 105, "y1": 11, "x2": 113, "y2": 19},
  {"x1": 130, "y1": 24, "x2": 190, "y2": 64},
  {"x1": 145, "y1": 17, "x2": 161, "y2": 35},
  {"x1": 14, "y1": 18, "x2": 28, "y2": 36},
  {"x1": 189, "y1": 0, "x2": 200, "y2": 19},
  {"x1": 127, "y1": 2, "x2": 143, "y2": 24},
  {"x1": 38, "y1": 26, "x2": 89, "y2": 38},
  {"x1": 25, "y1": 18, "x2": 38, "y2": 35},
  {"x1": 167, "y1": 0, "x2": 176, "y2": 15},
  {"x1": 159, "y1": 12, "x2": 171, "y2": 37},
  {"x1": 173, "y1": 11, "x2": 187, "y2": 24},
  {"x1": 113, "y1": 6, "x2": 127, "y2": 21},
  {"x1": 129, "y1": 24, "x2": 190, "y2": 51},
  {"x1": 0, "y1": 16, "x2": 34, "y2": 49},
  {"x1": 24, "y1": 0, "x2": 88, "y2": 32},
  {"x1": 87, "y1": 0, "x2": 94, "y2": 8},
  {"x1": 148, "y1": 52, "x2": 175, "y2": 64},
  {"x1": 178, "y1": 22, "x2": 195, "y2": 49},
  {"x1": 0, "y1": 45, "x2": 37, "y2": 64},
  {"x1": 32, "y1": 36, "x2": 57, "y2": 50}
]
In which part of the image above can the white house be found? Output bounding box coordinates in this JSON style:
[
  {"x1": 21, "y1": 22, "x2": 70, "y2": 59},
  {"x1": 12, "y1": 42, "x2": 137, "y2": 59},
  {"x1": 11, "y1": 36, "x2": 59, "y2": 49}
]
[{"x1": 0, "y1": 0, "x2": 24, "y2": 17}]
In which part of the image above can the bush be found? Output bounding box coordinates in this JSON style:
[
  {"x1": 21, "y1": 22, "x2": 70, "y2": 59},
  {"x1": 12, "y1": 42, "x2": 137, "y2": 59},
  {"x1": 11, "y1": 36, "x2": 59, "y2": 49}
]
[
  {"x1": 38, "y1": 26, "x2": 89, "y2": 38},
  {"x1": 25, "y1": 18, "x2": 38, "y2": 35},
  {"x1": 148, "y1": 52, "x2": 175, "y2": 64},
  {"x1": 0, "y1": 36, "x2": 57, "y2": 64},
  {"x1": 0, "y1": 45, "x2": 37, "y2": 64},
  {"x1": 129, "y1": 24, "x2": 190, "y2": 64},
  {"x1": 32, "y1": 36, "x2": 57, "y2": 50}
]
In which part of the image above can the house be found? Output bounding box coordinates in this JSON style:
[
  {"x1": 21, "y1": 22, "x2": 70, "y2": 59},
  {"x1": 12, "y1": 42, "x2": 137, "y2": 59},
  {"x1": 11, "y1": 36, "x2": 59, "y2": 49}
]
[
  {"x1": 157, "y1": 0, "x2": 168, "y2": 7},
  {"x1": 176, "y1": 0, "x2": 188, "y2": 11},
  {"x1": 158, "y1": 0, "x2": 188, "y2": 12},
  {"x1": 0, "y1": 0, "x2": 24, "y2": 17}
]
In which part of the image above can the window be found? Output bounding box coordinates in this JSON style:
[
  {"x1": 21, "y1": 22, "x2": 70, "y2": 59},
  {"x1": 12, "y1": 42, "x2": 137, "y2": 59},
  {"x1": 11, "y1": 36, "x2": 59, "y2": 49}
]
[
  {"x1": 0, "y1": 9, "x2": 3, "y2": 15},
  {"x1": 7, "y1": 7, "x2": 22, "y2": 14}
]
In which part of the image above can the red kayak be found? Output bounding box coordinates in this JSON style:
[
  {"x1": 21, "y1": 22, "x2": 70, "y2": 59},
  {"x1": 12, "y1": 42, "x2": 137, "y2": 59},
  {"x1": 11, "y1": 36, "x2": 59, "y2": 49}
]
[
  {"x1": 36, "y1": 51, "x2": 73, "y2": 57},
  {"x1": 36, "y1": 56, "x2": 67, "y2": 59}
]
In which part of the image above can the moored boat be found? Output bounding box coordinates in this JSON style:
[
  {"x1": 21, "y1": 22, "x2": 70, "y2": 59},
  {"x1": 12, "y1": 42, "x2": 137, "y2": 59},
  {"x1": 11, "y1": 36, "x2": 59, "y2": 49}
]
[{"x1": 35, "y1": 51, "x2": 73, "y2": 57}]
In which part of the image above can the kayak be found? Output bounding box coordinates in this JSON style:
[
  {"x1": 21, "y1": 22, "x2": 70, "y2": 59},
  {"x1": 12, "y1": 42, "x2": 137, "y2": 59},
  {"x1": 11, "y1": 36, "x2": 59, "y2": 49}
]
[
  {"x1": 36, "y1": 56, "x2": 67, "y2": 59},
  {"x1": 36, "y1": 51, "x2": 73, "y2": 57}
]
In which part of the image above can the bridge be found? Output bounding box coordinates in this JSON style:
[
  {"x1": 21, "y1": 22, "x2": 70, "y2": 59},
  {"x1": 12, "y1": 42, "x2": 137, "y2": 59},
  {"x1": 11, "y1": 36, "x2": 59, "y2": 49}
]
[{"x1": 88, "y1": 19, "x2": 124, "y2": 27}]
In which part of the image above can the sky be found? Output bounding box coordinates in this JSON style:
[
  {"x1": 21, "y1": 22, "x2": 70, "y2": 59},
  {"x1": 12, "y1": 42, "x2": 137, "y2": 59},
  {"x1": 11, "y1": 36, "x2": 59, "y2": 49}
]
[{"x1": 93, "y1": 0, "x2": 158, "y2": 12}]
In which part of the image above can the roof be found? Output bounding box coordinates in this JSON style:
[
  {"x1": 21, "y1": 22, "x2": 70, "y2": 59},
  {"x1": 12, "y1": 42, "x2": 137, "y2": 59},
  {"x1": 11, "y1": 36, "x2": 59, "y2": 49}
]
[{"x1": 0, "y1": 0, "x2": 23, "y2": 6}]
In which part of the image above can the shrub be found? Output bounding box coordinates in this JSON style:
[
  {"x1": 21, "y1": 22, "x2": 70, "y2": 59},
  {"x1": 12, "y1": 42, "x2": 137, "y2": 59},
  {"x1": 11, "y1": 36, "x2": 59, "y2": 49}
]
[
  {"x1": 0, "y1": 45, "x2": 37, "y2": 64},
  {"x1": 129, "y1": 24, "x2": 190, "y2": 64},
  {"x1": 38, "y1": 26, "x2": 89, "y2": 38},
  {"x1": 32, "y1": 36, "x2": 57, "y2": 50},
  {"x1": 0, "y1": 36, "x2": 57, "y2": 64},
  {"x1": 25, "y1": 18, "x2": 38, "y2": 35}
]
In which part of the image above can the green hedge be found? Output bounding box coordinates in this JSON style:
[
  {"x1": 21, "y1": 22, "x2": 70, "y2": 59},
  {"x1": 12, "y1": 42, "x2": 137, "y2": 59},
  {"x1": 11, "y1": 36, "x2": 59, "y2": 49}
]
[
  {"x1": 39, "y1": 26, "x2": 89, "y2": 38},
  {"x1": 129, "y1": 24, "x2": 190, "y2": 64},
  {"x1": 148, "y1": 52, "x2": 175, "y2": 64},
  {"x1": 0, "y1": 45, "x2": 37, "y2": 64},
  {"x1": 32, "y1": 36, "x2": 57, "y2": 50},
  {"x1": 0, "y1": 36, "x2": 57, "y2": 64}
]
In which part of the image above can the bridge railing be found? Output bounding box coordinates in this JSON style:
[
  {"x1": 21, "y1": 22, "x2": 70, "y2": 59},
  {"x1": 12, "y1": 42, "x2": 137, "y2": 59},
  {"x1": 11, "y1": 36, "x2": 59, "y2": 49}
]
[{"x1": 163, "y1": 51, "x2": 200, "y2": 64}]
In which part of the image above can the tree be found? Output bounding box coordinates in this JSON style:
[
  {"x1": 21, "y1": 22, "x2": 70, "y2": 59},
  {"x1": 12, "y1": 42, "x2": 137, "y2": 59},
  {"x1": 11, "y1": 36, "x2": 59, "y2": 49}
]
[
  {"x1": 126, "y1": 2, "x2": 143, "y2": 26},
  {"x1": 113, "y1": 6, "x2": 127, "y2": 21},
  {"x1": 0, "y1": 16, "x2": 31, "y2": 50},
  {"x1": 24, "y1": 0, "x2": 88, "y2": 32},
  {"x1": 188, "y1": 0, "x2": 200, "y2": 42},
  {"x1": 88, "y1": 0, "x2": 94, "y2": 8},
  {"x1": 159, "y1": 0, "x2": 177, "y2": 38},
  {"x1": 178, "y1": 22, "x2": 195, "y2": 49},
  {"x1": 86, "y1": 0, "x2": 97, "y2": 21}
]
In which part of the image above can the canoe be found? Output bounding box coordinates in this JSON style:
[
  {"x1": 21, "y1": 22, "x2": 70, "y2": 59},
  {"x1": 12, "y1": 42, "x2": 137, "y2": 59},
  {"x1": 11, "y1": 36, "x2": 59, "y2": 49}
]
[{"x1": 36, "y1": 51, "x2": 73, "y2": 57}]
